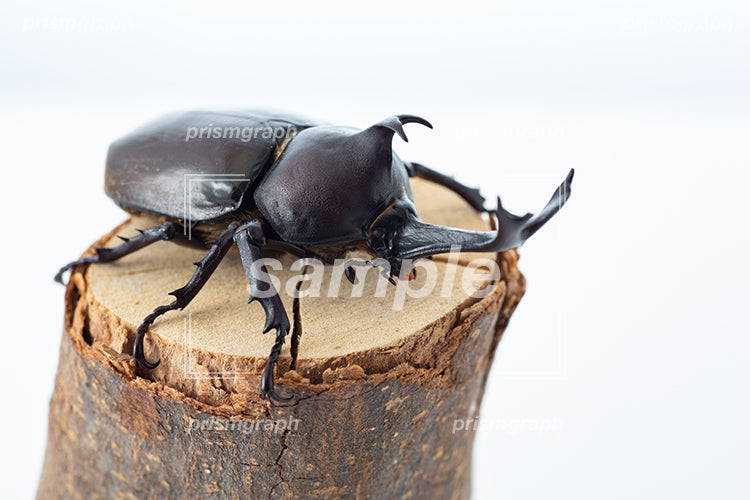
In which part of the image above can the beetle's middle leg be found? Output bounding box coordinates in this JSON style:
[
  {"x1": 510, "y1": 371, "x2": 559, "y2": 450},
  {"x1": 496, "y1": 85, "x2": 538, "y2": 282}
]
[
  {"x1": 406, "y1": 161, "x2": 486, "y2": 212},
  {"x1": 132, "y1": 222, "x2": 240, "y2": 369},
  {"x1": 233, "y1": 218, "x2": 292, "y2": 403}
]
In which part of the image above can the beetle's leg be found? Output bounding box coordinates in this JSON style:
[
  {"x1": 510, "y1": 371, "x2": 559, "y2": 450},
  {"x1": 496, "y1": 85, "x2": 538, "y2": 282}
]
[
  {"x1": 132, "y1": 222, "x2": 240, "y2": 369},
  {"x1": 54, "y1": 221, "x2": 184, "y2": 284},
  {"x1": 233, "y1": 219, "x2": 292, "y2": 404},
  {"x1": 406, "y1": 161, "x2": 486, "y2": 212},
  {"x1": 344, "y1": 259, "x2": 397, "y2": 285},
  {"x1": 288, "y1": 265, "x2": 308, "y2": 371}
]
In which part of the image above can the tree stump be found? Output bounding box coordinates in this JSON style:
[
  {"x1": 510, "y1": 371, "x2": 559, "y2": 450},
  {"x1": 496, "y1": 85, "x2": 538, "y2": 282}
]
[{"x1": 38, "y1": 179, "x2": 526, "y2": 499}]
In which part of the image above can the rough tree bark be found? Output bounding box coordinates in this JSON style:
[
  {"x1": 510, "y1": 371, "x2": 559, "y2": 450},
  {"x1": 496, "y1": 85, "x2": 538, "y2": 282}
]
[{"x1": 37, "y1": 179, "x2": 526, "y2": 499}]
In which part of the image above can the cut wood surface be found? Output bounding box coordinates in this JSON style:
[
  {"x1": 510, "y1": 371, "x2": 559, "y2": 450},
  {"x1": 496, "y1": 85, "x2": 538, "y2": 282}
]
[{"x1": 38, "y1": 178, "x2": 527, "y2": 499}]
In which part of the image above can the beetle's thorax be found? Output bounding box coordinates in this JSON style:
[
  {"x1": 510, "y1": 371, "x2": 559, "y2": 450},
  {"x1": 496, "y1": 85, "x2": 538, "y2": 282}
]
[{"x1": 254, "y1": 125, "x2": 412, "y2": 247}]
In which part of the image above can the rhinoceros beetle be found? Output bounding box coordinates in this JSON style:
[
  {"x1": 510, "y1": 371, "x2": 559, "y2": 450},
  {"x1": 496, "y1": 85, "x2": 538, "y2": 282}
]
[{"x1": 56, "y1": 109, "x2": 574, "y2": 402}]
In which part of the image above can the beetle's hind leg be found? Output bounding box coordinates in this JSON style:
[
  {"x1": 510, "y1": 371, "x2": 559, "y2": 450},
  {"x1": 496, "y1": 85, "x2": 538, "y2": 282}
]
[
  {"x1": 406, "y1": 161, "x2": 486, "y2": 212},
  {"x1": 54, "y1": 221, "x2": 184, "y2": 284},
  {"x1": 132, "y1": 222, "x2": 240, "y2": 369},
  {"x1": 233, "y1": 219, "x2": 292, "y2": 404}
]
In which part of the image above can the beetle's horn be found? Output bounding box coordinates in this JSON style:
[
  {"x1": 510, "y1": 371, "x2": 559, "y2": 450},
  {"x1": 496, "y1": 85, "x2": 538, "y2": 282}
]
[
  {"x1": 366, "y1": 114, "x2": 433, "y2": 143},
  {"x1": 391, "y1": 169, "x2": 574, "y2": 260}
]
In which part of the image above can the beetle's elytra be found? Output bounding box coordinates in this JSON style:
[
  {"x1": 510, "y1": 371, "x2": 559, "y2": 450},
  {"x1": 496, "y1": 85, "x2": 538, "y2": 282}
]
[{"x1": 56, "y1": 109, "x2": 574, "y2": 402}]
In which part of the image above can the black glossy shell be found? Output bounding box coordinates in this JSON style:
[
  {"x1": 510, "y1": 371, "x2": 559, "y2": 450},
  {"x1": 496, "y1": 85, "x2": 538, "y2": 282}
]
[
  {"x1": 254, "y1": 125, "x2": 413, "y2": 246},
  {"x1": 105, "y1": 109, "x2": 321, "y2": 221}
]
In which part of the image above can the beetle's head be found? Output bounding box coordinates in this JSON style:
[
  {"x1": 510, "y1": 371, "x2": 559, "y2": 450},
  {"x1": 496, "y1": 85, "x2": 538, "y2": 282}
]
[
  {"x1": 364, "y1": 198, "x2": 421, "y2": 280},
  {"x1": 364, "y1": 170, "x2": 575, "y2": 281}
]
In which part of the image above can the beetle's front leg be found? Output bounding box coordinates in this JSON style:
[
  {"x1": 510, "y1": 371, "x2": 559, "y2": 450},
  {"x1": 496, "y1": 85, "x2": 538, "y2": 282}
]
[{"x1": 233, "y1": 219, "x2": 292, "y2": 403}]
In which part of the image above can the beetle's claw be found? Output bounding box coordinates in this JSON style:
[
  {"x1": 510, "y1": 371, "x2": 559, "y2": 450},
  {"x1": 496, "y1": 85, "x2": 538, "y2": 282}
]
[
  {"x1": 344, "y1": 259, "x2": 389, "y2": 285},
  {"x1": 133, "y1": 325, "x2": 161, "y2": 369},
  {"x1": 54, "y1": 266, "x2": 69, "y2": 285},
  {"x1": 261, "y1": 363, "x2": 293, "y2": 404},
  {"x1": 55, "y1": 256, "x2": 97, "y2": 285},
  {"x1": 383, "y1": 270, "x2": 397, "y2": 286},
  {"x1": 344, "y1": 266, "x2": 358, "y2": 285},
  {"x1": 134, "y1": 356, "x2": 160, "y2": 370},
  {"x1": 261, "y1": 387, "x2": 293, "y2": 404}
]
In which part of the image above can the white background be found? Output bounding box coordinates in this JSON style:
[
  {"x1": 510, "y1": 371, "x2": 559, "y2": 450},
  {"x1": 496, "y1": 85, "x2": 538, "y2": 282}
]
[{"x1": 1, "y1": 1, "x2": 748, "y2": 498}]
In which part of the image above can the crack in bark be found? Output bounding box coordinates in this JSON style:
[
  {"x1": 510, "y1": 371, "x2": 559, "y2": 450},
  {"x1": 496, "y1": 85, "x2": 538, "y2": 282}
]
[{"x1": 268, "y1": 426, "x2": 291, "y2": 498}]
